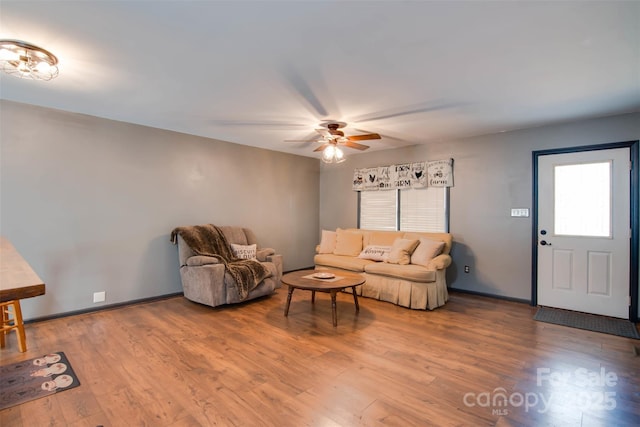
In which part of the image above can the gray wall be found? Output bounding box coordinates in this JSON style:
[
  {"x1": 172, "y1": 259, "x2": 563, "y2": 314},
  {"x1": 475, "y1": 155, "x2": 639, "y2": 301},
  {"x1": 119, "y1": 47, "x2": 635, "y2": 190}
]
[
  {"x1": 320, "y1": 113, "x2": 640, "y2": 304},
  {"x1": 1, "y1": 100, "x2": 320, "y2": 320},
  {"x1": 3, "y1": 100, "x2": 638, "y2": 320}
]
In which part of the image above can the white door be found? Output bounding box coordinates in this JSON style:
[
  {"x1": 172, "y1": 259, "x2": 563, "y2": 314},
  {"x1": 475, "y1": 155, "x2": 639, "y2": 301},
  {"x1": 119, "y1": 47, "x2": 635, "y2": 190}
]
[{"x1": 537, "y1": 148, "x2": 630, "y2": 318}]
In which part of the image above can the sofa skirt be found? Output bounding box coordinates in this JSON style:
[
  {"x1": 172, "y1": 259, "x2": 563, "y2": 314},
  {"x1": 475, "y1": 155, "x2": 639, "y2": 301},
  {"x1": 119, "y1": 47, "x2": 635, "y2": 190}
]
[{"x1": 359, "y1": 272, "x2": 448, "y2": 310}]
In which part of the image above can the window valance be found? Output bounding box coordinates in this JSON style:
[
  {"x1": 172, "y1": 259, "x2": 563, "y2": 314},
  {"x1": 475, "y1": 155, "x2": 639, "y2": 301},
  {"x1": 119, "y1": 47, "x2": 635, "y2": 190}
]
[{"x1": 352, "y1": 159, "x2": 454, "y2": 191}]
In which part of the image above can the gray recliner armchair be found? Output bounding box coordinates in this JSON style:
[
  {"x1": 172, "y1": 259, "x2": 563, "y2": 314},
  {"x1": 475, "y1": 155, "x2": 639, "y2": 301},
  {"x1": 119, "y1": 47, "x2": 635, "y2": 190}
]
[{"x1": 171, "y1": 225, "x2": 283, "y2": 307}]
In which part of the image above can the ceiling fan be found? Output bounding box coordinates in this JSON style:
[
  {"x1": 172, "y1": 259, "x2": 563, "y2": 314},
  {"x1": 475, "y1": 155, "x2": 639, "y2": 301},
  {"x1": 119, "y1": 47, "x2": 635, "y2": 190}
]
[{"x1": 311, "y1": 121, "x2": 381, "y2": 153}]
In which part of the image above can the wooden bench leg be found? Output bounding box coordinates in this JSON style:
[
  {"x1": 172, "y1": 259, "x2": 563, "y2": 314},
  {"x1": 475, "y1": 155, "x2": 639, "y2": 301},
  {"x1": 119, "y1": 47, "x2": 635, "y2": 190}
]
[
  {"x1": 0, "y1": 300, "x2": 27, "y2": 352},
  {"x1": 13, "y1": 301, "x2": 26, "y2": 352},
  {"x1": 0, "y1": 302, "x2": 8, "y2": 349}
]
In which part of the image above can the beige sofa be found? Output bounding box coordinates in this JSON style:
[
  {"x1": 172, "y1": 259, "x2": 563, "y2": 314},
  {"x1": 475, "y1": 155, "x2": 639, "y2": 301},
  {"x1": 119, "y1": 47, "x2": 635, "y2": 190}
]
[
  {"x1": 314, "y1": 228, "x2": 452, "y2": 310},
  {"x1": 172, "y1": 225, "x2": 283, "y2": 307}
]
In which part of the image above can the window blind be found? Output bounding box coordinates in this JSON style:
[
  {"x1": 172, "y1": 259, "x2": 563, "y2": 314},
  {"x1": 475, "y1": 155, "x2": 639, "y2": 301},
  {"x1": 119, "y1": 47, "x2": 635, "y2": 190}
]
[
  {"x1": 359, "y1": 190, "x2": 397, "y2": 230},
  {"x1": 400, "y1": 187, "x2": 447, "y2": 232}
]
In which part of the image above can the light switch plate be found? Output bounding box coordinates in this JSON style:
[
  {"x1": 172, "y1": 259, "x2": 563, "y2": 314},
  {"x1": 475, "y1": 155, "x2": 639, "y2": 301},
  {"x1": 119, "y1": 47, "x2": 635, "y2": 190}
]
[{"x1": 511, "y1": 208, "x2": 529, "y2": 217}]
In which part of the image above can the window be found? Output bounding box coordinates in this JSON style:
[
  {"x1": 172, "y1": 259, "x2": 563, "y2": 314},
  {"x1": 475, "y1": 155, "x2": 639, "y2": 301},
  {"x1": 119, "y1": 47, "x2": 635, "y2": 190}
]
[
  {"x1": 359, "y1": 187, "x2": 449, "y2": 232},
  {"x1": 359, "y1": 190, "x2": 397, "y2": 230},
  {"x1": 554, "y1": 161, "x2": 611, "y2": 237}
]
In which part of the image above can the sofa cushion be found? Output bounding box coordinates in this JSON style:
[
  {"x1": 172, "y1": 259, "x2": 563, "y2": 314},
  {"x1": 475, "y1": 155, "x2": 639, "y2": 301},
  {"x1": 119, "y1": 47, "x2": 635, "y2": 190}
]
[
  {"x1": 410, "y1": 238, "x2": 445, "y2": 267},
  {"x1": 358, "y1": 245, "x2": 392, "y2": 262},
  {"x1": 333, "y1": 229, "x2": 363, "y2": 256},
  {"x1": 386, "y1": 238, "x2": 420, "y2": 265},
  {"x1": 365, "y1": 262, "x2": 436, "y2": 283},
  {"x1": 318, "y1": 229, "x2": 337, "y2": 254},
  {"x1": 231, "y1": 243, "x2": 257, "y2": 259},
  {"x1": 314, "y1": 254, "x2": 374, "y2": 272},
  {"x1": 404, "y1": 232, "x2": 452, "y2": 255},
  {"x1": 367, "y1": 231, "x2": 404, "y2": 247}
]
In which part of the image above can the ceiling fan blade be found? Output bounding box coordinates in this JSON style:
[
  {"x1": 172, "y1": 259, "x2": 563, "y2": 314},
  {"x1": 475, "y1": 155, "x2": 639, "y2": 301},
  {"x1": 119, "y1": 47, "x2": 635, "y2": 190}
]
[
  {"x1": 347, "y1": 133, "x2": 381, "y2": 141},
  {"x1": 351, "y1": 100, "x2": 460, "y2": 123},
  {"x1": 285, "y1": 140, "x2": 319, "y2": 148},
  {"x1": 343, "y1": 141, "x2": 370, "y2": 151},
  {"x1": 354, "y1": 128, "x2": 411, "y2": 143},
  {"x1": 209, "y1": 119, "x2": 307, "y2": 128},
  {"x1": 313, "y1": 144, "x2": 329, "y2": 152},
  {"x1": 280, "y1": 65, "x2": 329, "y2": 118}
]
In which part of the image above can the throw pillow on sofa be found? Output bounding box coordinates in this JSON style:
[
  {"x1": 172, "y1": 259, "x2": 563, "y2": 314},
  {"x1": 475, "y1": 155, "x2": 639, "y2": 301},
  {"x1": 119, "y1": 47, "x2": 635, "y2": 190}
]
[
  {"x1": 410, "y1": 238, "x2": 445, "y2": 267},
  {"x1": 358, "y1": 245, "x2": 392, "y2": 262},
  {"x1": 333, "y1": 229, "x2": 363, "y2": 256},
  {"x1": 385, "y1": 238, "x2": 420, "y2": 265},
  {"x1": 318, "y1": 229, "x2": 337, "y2": 254},
  {"x1": 231, "y1": 243, "x2": 257, "y2": 259}
]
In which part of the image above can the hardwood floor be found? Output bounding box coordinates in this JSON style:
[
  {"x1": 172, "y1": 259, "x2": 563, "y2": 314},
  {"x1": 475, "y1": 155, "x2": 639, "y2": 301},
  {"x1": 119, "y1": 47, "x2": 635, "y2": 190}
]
[{"x1": 1, "y1": 289, "x2": 639, "y2": 426}]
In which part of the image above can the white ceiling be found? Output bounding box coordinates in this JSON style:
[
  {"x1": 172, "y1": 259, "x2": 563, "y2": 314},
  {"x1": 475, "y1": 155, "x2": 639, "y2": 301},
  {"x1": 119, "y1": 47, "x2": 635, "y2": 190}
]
[{"x1": 1, "y1": 1, "x2": 639, "y2": 159}]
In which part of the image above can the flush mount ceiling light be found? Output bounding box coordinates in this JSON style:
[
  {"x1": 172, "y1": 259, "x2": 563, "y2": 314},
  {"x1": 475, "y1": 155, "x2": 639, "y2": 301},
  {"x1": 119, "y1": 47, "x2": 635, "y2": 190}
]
[{"x1": 0, "y1": 39, "x2": 59, "y2": 81}]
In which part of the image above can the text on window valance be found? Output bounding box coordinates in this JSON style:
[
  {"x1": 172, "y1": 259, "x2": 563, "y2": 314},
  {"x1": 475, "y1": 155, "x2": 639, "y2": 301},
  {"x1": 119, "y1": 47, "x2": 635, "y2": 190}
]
[{"x1": 352, "y1": 159, "x2": 454, "y2": 191}]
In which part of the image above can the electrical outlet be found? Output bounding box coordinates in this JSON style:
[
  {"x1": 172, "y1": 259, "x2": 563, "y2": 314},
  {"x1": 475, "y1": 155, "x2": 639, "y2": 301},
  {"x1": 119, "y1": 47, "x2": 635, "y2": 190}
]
[
  {"x1": 93, "y1": 291, "x2": 106, "y2": 303},
  {"x1": 464, "y1": 265, "x2": 470, "y2": 273}
]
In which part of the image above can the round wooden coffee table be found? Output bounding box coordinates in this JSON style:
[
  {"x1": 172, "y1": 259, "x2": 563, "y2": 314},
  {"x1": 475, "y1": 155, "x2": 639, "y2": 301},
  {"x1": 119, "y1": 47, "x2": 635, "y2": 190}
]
[{"x1": 282, "y1": 269, "x2": 365, "y2": 327}]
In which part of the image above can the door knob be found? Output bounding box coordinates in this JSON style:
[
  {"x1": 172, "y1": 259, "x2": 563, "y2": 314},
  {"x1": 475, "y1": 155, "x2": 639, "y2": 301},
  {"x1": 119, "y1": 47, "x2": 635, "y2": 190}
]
[{"x1": 540, "y1": 240, "x2": 551, "y2": 246}]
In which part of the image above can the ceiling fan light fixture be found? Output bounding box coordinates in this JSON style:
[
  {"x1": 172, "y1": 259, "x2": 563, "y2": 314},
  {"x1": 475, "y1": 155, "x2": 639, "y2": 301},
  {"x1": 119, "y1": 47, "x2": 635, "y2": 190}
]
[
  {"x1": 322, "y1": 145, "x2": 335, "y2": 161},
  {"x1": 322, "y1": 144, "x2": 345, "y2": 164},
  {"x1": 0, "y1": 47, "x2": 19, "y2": 61},
  {"x1": 0, "y1": 40, "x2": 59, "y2": 81}
]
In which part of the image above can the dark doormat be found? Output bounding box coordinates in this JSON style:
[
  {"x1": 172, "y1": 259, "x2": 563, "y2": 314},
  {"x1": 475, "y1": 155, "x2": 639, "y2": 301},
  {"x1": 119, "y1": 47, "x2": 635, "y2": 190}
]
[
  {"x1": 0, "y1": 351, "x2": 80, "y2": 411},
  {"x1": 534, "y1": 307, "x2": 640, "y2": 339}
]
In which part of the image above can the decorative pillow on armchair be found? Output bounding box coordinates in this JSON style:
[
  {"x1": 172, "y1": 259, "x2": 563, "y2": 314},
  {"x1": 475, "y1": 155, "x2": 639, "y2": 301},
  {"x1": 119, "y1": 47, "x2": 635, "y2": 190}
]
[{"x1": 231, "y1": 243, "x2": 257, "y2": 260}]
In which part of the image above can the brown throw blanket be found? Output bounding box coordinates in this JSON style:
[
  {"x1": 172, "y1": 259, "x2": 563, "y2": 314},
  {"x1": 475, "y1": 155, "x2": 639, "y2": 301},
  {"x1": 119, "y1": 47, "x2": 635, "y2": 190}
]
[{"x1": 170, "y1": 224, "x2": 270, "y2": 301}]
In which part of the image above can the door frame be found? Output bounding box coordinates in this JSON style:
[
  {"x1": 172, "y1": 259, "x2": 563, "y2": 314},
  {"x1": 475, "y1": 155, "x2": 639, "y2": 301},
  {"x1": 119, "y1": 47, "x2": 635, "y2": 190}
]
[{"x1": 531, "y1": 140, "x2": 639, "y2": 322}]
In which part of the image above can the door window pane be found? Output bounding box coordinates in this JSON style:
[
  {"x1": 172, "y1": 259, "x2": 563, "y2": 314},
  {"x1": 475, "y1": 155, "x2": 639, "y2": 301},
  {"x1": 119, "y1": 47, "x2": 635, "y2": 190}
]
[{"x1": 554, "y1": 161, "x2": 611, "y2": 237}]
